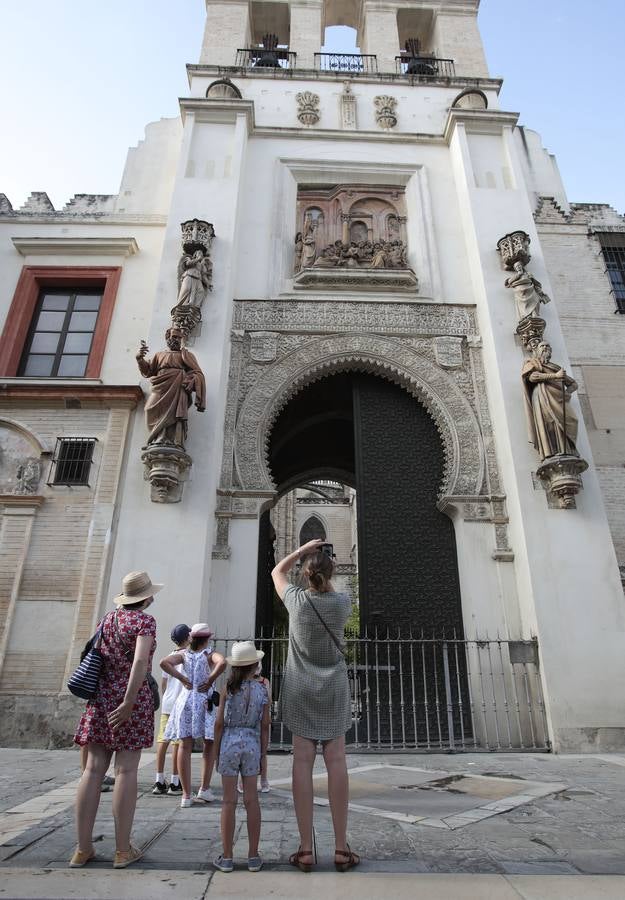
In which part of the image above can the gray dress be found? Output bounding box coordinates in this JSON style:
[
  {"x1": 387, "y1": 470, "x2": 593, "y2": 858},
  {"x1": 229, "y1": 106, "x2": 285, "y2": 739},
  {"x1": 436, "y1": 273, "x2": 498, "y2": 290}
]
[{"x1": 279, "y1": 584, "x2": 352, "y2": 741}]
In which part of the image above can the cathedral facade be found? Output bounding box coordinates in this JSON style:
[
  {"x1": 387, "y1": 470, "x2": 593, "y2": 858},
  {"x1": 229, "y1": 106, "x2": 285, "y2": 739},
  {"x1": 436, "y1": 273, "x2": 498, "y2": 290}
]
[{"x1": 0, "y1": 0, "x2": 624, "y2": 751}]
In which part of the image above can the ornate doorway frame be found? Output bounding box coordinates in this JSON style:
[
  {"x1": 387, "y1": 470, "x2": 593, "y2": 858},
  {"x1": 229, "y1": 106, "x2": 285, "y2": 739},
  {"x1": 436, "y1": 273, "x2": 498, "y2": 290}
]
[{"x1": 213, "y1": 299, "x2": 517, "y2": 638}]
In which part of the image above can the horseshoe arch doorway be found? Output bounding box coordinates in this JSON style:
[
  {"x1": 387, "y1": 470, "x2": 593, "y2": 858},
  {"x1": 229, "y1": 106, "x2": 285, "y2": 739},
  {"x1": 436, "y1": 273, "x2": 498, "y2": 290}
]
[{"x1": 255, "y1": 371, "x2": 464, "y2": 639}]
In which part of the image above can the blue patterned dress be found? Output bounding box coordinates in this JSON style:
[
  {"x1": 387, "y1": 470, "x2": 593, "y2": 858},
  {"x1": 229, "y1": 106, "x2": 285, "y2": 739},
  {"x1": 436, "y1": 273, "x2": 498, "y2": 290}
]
[
  {"x1": 164, "y1": 648, "x2": 216, "y2": 741},
  {"x1": 217, "y1": 680, "x2": 268, "y2": 776}
]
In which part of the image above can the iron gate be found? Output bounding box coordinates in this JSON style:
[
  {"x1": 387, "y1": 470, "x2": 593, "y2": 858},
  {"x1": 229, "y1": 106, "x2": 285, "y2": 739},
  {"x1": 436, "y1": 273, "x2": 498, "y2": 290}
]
[{"x1": 212, "y1": 632, "x2": 551, "y2": 752}]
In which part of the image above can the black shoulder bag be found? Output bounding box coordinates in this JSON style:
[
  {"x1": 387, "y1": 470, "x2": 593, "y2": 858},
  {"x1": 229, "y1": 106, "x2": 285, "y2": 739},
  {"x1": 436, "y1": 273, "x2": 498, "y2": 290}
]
[
  {"x1": 305, "y1": 593, "x2": 345, "y2": 657},
  {"x1": 67, "y1": 620, "x2": 106, "y2": 700}
]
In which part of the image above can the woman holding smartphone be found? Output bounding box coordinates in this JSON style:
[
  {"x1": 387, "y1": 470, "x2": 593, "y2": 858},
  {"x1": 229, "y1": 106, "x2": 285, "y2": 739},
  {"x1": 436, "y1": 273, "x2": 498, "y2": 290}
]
[{"x1": 271, "y1": 539, "x2": 359, "y2": 873}]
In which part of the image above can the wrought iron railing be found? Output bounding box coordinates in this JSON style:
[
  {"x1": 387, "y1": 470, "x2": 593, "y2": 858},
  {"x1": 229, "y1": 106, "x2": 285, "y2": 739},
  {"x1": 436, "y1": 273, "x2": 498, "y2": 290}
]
[
  {"x1": 235, "y1": 47, "x2": 297, "y2": 70},
  {"x1": 211, "y1": 632, "x2": 550, "y2": 752},
  {"x1": 395, "y1": 55, "x2": 456, "y2": 78},
  {"x1": 314, "y1": 52, "x2": 378, "y2": 74}
]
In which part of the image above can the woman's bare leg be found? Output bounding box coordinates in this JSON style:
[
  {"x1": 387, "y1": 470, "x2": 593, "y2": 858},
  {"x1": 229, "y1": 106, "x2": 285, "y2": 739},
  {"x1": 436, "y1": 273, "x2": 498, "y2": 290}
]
[
  {"x1": 220, "y1": 776, "x2": 238, "y2": 858},
  {"x1": 200, "y1": 739, "x2": 215, "y2": 791},
  {"x1": 291, "y1": 735, "x2": 315, "y2": 860},
  {"x1": 112, "y1": 749, "x2": 142, "y2": 852},
  {"x1": 178, "y1": 738, "x2": 193, "y2": 798},
  {"x1": 322, "y1": 737, "x2": 349, "y2": 855},
  {"x1": 242, "y1": 775, "x2": 261, "y2": 857},
  {"x1": 75, "y1": 744, "x2": 112, "y2": 852},
  {"x1": 171, "y1": 742, "x2": 179, "y2": 777}
]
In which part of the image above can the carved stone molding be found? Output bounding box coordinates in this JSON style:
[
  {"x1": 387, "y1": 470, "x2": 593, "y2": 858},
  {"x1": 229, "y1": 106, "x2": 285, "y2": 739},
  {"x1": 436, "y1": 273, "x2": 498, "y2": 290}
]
[
  {"x1": 340, "y1": 82, "x2": 357, "y2": 129},
  {"x1": 232, "y1": 332, "x2": 485, "y2": 498},
  {"x1": 293, "y1": 267, "x2": 418, "y2": 292},
  {"x1": 438, "y1": 494, "x2": 514, "y2": 562},
  {"x1": 434, "y1": 336, "x2": 464, "y2": 369},
  {"x1": 249, "y1": 332, "x2": 278, "y2": 363},
  {"x1": 215, "y1": 301, "x2": 512, "y2": 560},
  {"x1": 232, "y1": 300, "x2": 477, "y2": 337},
  {"x1": 374, "y1": 95, "x2": 398, "y2": 130},
  {"x1": 141, "y1": 445, "x2": 192, "y2": 503},
  {"x1": 295, "y1": 91, "x2": 320, "y2": 126}
]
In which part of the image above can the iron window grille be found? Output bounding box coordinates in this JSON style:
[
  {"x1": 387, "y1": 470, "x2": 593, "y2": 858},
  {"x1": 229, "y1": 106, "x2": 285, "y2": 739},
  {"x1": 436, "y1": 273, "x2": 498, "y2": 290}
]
[
  {"x1": 599, "y1": 243, "x2": 625, "y2": 313},
  {"x1": 18, "y1": 289, "x2": 103, "y2": 377},
  {"x1": 48, "y1": 438, "x2": 97, "y2": 486}
]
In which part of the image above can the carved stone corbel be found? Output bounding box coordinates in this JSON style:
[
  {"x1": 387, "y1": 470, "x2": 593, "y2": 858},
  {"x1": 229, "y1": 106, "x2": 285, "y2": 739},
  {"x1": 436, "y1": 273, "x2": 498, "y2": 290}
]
[
  {"x1": 141, "y1": 445, "x2": 192, "y2": 503},
  {"x1": 536, "y1": 454, "x2": 588, "y2": 509}
]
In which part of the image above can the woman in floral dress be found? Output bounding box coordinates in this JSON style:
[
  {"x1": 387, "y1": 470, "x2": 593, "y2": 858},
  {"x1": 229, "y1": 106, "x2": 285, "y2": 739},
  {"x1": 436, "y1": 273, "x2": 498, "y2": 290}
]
[{"x1": 71, "y1": 571, "x2": 161, "y2": 870}]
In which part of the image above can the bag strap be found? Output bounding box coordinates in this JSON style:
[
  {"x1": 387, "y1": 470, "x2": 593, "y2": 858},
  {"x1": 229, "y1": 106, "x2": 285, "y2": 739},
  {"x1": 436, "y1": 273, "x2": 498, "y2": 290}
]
[
  {"x1": 113, "y1": 611, "x2": 134, "y2": 661},
  {"x1": 305, "y1": 593, "x2": 345, "y2": 657}
]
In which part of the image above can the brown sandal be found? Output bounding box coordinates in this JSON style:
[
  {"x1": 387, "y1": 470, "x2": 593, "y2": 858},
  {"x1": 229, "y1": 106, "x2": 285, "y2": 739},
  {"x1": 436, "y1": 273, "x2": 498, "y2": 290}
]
[
  {"x1": 335, "y1": 845, "x2": 360, "y2": 872},
  {"x1": 289, "y1": 847, "x2": 314, "y2": 873}
]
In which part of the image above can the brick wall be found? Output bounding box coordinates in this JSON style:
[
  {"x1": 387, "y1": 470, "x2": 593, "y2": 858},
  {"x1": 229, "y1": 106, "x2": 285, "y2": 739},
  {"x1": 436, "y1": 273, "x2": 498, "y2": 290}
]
[{"x1": 0, "y1": 399, "x2": 134, "y2": 734}]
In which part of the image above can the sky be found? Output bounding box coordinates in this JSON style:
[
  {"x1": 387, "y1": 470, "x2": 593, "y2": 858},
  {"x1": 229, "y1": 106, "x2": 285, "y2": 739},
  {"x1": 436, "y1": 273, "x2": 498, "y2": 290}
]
[{"x1": 0, "y1": 0, "x2": 623, "y2": 213}]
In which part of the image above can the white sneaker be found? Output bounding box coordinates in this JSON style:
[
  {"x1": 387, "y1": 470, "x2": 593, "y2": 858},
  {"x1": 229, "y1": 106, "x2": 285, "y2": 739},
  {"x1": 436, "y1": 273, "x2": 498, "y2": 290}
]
[
  {"x1": 260, "y1": 780, "x2": 270, "y2": 793},
  {"x1": 196, "y1": 788, "x2": 215, "y2": 802},
  {"x1": 180, "y1": 796, "x2": 194, "y2": 808}
]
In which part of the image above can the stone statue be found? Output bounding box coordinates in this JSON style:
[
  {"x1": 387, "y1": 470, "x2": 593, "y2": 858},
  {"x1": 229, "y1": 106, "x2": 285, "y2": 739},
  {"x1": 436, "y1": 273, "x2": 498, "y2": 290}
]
[
  {"x1": 521, "y1": 341, "x2": 579, "y2": 460},
  {"x1": 505, "y1": 262, "x2": 550, "y2": 321},
  {"x1": 294, "y1": 232, "x2": 303, "y2": 272},
  {"x1": 312, "y1": 247, "x2": 338, "y2": 267},
  {"x1": 174, "y1": 249, "x2": 212, "y2": 310},
  {"x1": 301, "y1": 213, "x2": 317, "y2": 268},
  {"x1": 371, "y1": 243, "x2": 387, "y2": 268},
  {"x1": 136, "y1": 328, "x2": 206, "y2": 448},
  {"x1": 13, "y1": 458, "x2": 41, "y2": 495}
]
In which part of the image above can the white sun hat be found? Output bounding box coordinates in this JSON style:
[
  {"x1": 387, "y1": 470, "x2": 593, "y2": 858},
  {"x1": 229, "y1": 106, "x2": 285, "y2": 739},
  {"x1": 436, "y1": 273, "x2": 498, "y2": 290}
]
[{"x1": 226, "y1": 640, "x2": 264, "y2": 667}]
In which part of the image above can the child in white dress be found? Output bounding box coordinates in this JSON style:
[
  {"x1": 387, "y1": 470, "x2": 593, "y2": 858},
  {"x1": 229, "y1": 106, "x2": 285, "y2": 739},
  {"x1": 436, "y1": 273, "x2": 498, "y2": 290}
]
[{"x1": 160, "y1": 623, "x2": 226, "y2": 807}]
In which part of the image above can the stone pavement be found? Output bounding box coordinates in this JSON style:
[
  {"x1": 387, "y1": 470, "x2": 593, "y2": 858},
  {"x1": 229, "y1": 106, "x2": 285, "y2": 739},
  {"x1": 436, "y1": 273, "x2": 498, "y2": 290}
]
[{"x1": 0, "y1": 749, "x2": 624, "y2": 898}]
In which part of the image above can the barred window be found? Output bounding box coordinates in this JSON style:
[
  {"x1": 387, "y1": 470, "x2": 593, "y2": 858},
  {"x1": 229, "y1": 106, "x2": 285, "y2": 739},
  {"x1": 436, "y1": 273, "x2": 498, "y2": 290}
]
[
  {"x1": 49, "y1": 438, "x2": 97, "y2": 486},
  {"x1": 599, "y1": 239, "x2": 625, "y2": 313}
]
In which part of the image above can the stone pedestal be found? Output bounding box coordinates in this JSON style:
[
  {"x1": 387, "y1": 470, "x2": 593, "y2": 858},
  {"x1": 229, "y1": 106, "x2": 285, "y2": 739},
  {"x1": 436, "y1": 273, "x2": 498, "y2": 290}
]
[
  {"x1": 141, "y1": 445, "x2": 192, "y2": 503},
  {"x1": 536, "y1": 454, "x2": 589, "y2": 509}
]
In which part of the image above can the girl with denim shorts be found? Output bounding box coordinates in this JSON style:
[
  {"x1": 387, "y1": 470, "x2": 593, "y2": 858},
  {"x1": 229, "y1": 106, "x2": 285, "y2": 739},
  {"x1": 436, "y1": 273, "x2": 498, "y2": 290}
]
[{"x1": 213, "y1": 641, "x2": 270, "y2": 873}]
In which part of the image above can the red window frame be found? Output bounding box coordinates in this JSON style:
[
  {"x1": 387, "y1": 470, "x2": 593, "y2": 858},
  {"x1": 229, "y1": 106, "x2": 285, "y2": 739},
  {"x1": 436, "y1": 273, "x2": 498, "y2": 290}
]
[{"x1": 0, "y1": 266, "x2": 121, "y2": 378}]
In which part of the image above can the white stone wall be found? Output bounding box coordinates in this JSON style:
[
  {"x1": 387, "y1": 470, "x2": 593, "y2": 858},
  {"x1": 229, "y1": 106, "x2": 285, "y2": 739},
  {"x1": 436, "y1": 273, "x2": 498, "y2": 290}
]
[{"x1": 536, "y1": 200, "x2": 625, "y2": 572}]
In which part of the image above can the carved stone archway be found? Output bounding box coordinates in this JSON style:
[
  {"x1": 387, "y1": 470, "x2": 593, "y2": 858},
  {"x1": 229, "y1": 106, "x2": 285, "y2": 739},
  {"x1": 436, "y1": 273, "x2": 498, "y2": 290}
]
[{"x1": 233, "y1": 332, "x2": 485, "y2": 499}]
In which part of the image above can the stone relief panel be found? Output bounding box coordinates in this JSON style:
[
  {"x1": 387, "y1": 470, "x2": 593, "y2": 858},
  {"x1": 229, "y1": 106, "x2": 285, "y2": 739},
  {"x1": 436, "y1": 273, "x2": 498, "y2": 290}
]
[
  {"x1": 214, "y1": 302, "x2": 511, "y2": 561},
  {"x1": 293, "y1": 185, "x2": 414, "y2": 289},
  {"x1": 0, "y1": 424, "x2": 45, "y2": 495}
]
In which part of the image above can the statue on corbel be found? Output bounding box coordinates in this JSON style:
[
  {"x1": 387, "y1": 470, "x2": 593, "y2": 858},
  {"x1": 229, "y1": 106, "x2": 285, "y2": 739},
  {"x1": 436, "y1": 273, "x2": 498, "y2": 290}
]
[
  {"x1": 170, "y1": 219, "x2": 214, "y2": 340},
  {"x1": 497, "y1": 231, "x2": 550, "y2": 351},
  {"x1": 497, "y1": 229, "x2": 588, "y2": 508},
  {"x1": 521, "y1": 341, "x2": 588, "y2": 509},
  {"x1": 137, "y1": 327, "x2": 206, "y2": 503}
]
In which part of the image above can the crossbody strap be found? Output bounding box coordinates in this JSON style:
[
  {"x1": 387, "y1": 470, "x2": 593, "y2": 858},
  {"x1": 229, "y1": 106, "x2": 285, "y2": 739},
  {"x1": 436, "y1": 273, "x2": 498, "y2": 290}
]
[{"x1": 305, "y1": 593, "x2": 345, "y2": 657}]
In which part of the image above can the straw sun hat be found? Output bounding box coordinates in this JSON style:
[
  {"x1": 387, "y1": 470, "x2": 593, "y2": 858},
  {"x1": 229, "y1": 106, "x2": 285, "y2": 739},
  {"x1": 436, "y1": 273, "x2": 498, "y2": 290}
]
[
  {"x1": 226, "y1": 640, "x2": 264, "y2": 667},
  {"x1": 113, "y1": 571, "x2": 164, "y2": 606}
]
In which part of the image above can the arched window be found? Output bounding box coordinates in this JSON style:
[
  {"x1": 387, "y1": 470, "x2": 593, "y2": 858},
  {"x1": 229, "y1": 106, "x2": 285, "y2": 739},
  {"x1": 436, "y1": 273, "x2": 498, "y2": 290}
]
[{"x1": 299, "y1": 515, "x2": 326, "y2": 545}]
